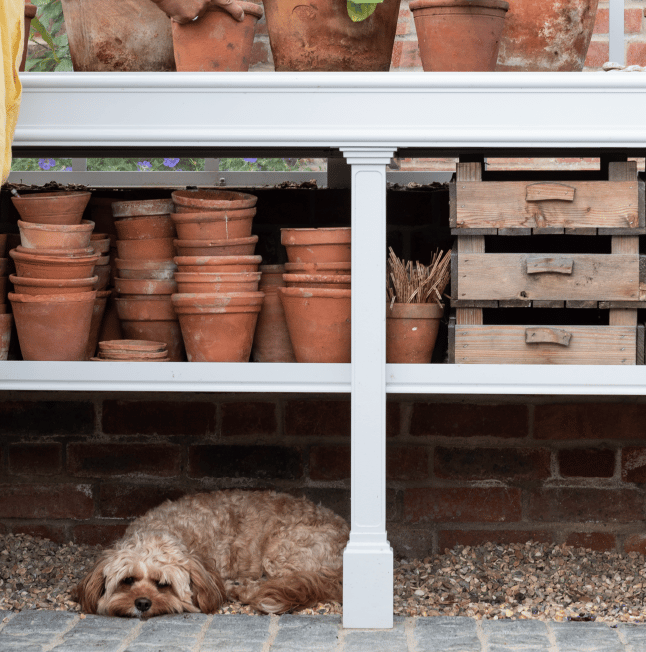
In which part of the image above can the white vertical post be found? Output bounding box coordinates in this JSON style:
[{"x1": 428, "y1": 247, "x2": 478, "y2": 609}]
[
  {"x1": 609, "y1": 0, "x2": 625, "y2": 65},
  {"x1": 341, "y1": 146, "x2": 396, "y2": 629}
]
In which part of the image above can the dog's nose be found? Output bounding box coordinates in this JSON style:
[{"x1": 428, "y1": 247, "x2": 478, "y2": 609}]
[{"x1": 135, "y1": 598, "x2": 152, "y2": 612}]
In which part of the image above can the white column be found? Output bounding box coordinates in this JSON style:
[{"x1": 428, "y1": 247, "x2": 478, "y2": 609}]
[{"x1": 341, "y1": 146, "x2": 396, "y2": 629}]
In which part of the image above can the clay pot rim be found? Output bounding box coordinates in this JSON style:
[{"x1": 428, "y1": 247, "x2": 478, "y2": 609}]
[
  {"x1": 117, "y1": 236, "x2": 174, "y2": 244},
  {"x1": 115, "y1": 295, "x2": 173, "y2": 302},
  {"x1": 13, "y1": 245, "x2": 95, "y2": 258},
  {"x1": 387, "y1": 302, "x2": 445, "y2": 318},
  {"x1": 99, "y1": 350, "x2": 169, "y2": 360},
  {"x1": 409, "y1": 0, "x2": 508, "y2": 8},
  {"x1": 174, "y1": 236, "x2": 258, "y2": 247},
  {"x1": 175, "y1": 272, "x2": 262, "y2": 281},
  {"x1": 115, "y1": 278, "x2": 178, "y2": 294},
  {"x1": 281, "y1": 227, "x2": 351, "y2": 245},
  {"x1": 174, "y1": 255, "x2": 262, "y2": 265},
  {"x1": 279, "y1": 287, "x2": 352, "y2": 298},
  {"x1": 114, "y1": 258, "x2": 178, "y2": 270},
  {"x1": 284, "y1": 262, "x2": 351, "y2": 272},
  {"x1": 12, "y1": 191, "x2": 91, "y2": 202},
  {"x1": 172, "y1": 291, "x2": 265, "y2": 306},
  {"x1": 8, "y1": 291, "x2": 97, "y2": 303},
  {"x1": 99, "y1": 339, "x2": 167, "y2": 352},
  {"x1": 206, "y1": 0, "x2": 263, "y2": 17},
  {"x1": 95, "y1": 290, "x2": 112, "y2": 299},
  {"x1": 283, "y1": 274, "x2": 351, "y2": 284},
  {"x1": 90, "y1": 356, "x2": 170, "y2": 362},
  {"x1": 25, "y1": 3, "x2": 38, "y2": 19},
  {"x1": 259, "y1": 264, "x2": 285, "y2": 273},
  {"x1": 17, "y1": 219, "x2": 95, "y2": 233},
  {"x1": 9, "y1": 249, "x2": 101, "y2": 265},
  {"x1": 111, "y1": 198, "x2": 175, "y2": 218},
  {"x1": 170, "y1": 209, "x2": 255, "y2": 223},
  {"x1": 9, "y1": 274, "x2": 99, "y2": 287},
  {"x1": 171, "y1": 189, "x2": 258, "y2": 210}
]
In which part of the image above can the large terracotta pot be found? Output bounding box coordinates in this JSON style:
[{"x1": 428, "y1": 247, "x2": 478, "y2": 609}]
[
  {"x1": 96, "y1": 290, "x2": 123, "y2": 343},
  {"x1": 0, "y1": 235, "x2": 7, "y2": 257},
  {"x1": 111, "y1": 198, "x2": 174, "y2": 218},
  {"x1": 86, "y1": 289, "x2": 111, "y2": 359},
  {"x1": 278, "y1": 286, "x2": 351, "y2": 363},
  {"x1": 9, "y1": 248, "x2": 100, "y2": 279},
  {"x1": 11, "y1": 191, "x2": 91, "y2": 225},
  {"x1": 114, "y1": 258, "x2": 177, "y2": 280},
  {"x1": 496, "y1": 0, "x2": 599, "y2": 71},
  {"x1": 60, "y1": 0, "x2": 176, "y2": 71},
  {"x1": 386, "y1": 302, "x2": 444, "y2": 364},
  {"x1": 18, "y1": 220, "x2": 94, "y2": 250},
  {"x1": 114, "y1": 216, "x2": 176, "y2": 241},
  {"x1": 20, "y1": 1, "x2": 38, "y2": 73},
  {"x1": 283, "y1": 274, "x2": 351, "y2": 289},
  {"x1": 0, "y1": 313, "x2": 13, "y2": 360},
  {"x1": 174, "y1": 236, "x2": 258, "y2": 257},
  {"x1": 114, "y1": 277, "x2": 177, "y2": 295},
  {"x1": 410, "y1": 0, "x2": 509, "y2": 71},
  {"x1": 9, "y1": 274, "x2": 98, "y2": 296},
  {"x1": 115, "y1": 295, "x2": 176, "y2": 321},
  {"x1": 90, "y1": 234, "x2": 112, "y2": 254},
  {"x1": 281, "y1": 228, "x2": 351, "y2": 264},
  {"x1": 262, "y1": 0, "x2": 401, "y2": 71},
  {"x1": 119, "y1": 320, "x2": 185, "y2": 361},
  {"x1": 0, "y1": 259, "x2": 7, "y2": 276},
  {"x1": 171, "y1": 189, "x2": 257, "y2": 213},
  {"x1": 171, "y1": 2, "x2": 263, "y2": 72},
  {"x1": 171, "y1": 209, "x2": 255, "y2": 241},
  {"x1": 174, "y1": 255, "x2": 262, "y2": 273},
  {"x1": 284, "y1": 262, "x2": 351, "y2": 275},
  {"x1": 94, "y1": 263, "x2": 111, "y2": 291},
  {"x1": 174, "y1": 272, "x2": 261, "y2": 294},
  {"x1": 115, "y1": 237, "x2": 176, "y2": 261}
]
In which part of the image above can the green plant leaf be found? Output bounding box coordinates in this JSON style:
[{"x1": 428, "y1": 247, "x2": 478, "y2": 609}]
[
  {"x1": 347, "y1": 1, "x2": 378, "y2": 22},
  {"x1": 30, "y1": 16, "x2": 60, "y2": 62}
]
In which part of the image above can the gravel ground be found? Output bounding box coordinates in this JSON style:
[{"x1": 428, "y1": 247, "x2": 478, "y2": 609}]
[{"x1": 2, "y1": 533, "x2": 646, "y2": 623}]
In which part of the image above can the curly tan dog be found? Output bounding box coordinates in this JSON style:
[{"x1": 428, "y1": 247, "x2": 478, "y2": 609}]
[{"x1": 74, "y1": 490, "x2": 349, "y2": 618}]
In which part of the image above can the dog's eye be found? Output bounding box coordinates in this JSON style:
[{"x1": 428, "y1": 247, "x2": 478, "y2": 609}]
[
  {"x1": 156, "y1": 580, "x2": 170, "y2": 588},
  {"x1": 122, "y1": 577, "x2": 135, "y2": 585}
]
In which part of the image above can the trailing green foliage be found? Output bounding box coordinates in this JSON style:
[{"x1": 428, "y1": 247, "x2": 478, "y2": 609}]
[{"x1": 26, "y1": 0, "x2": 71, "y2": 72}]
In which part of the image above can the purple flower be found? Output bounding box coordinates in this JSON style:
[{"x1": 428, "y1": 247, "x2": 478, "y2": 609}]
[
  {"x1": 64, "y1": 166, "x2": 72, "y2": 172},
  {"x1": 163, "y1": 158, "x2": 180, "y2": 168},
  {"x1": 243, "y1": 158, "x2": 258, "y2": 163},
  {"x1": 38, "y1": 158, "x2": 55, "y2": 170},
  {"x1": 138, "y1": 161, "x2": 152, "y2": 170}
]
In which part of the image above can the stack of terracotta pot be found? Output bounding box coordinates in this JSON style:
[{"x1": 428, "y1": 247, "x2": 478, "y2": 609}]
[
  {"x1": 170, "y1": 190, "x2": 264, "y2": 362},
  {"x1": 0, "y1": 233, "x2": 11, "y2": 359},
  {"x1": 92, "y1": 339, "x2": 170, "y2": 362},
  {"x1": 112, "y1": 198, "x2": 185, "y2": 361},
  {"x1": 7, "y1": 191, "x2": 107, "y2": 360},
  {"x1": 278, "y1": 227, "x2": 352, "y2": 363}
]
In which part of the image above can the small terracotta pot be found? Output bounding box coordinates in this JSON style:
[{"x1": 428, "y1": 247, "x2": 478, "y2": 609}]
[
  {"x1": 85, "y1": 289, "x2": 111, "y2": 359},
  {"x1": 281, "y1": 227, "x2": 350, "y2": 263},
  {"x1": 0, "y1": 313, "x2": 13, "y2": 360},
  {"x1": 174, "y1": 271, "x2": 261, "y2": 294},
  {"x1": 114, "y1": 215, "x2": 176, "y2": 241},
  {"x1": 278, "y1": 286, "x2": 351, "y2": 363},
  {"x1": 174, "y1": 236, "x2": 258, "y2": 257},
  {"x1": 174, "y1": 255, "x2": 262, "y2": 273},
  {"x1": 0, "y1": 304, "x2": 7, "y2": 314},
  {"x1": 12, "y1": 245, "x2": 94, "y2": 257},
  {"x1": 20, "y1": 1, "x2": 38, "y2": 73},
  {"x1": 99, "y1": 339, "x2": 167, "y2": 354},
  {"x1": 171, "y1": 292, "x2": 264, "y2": 362},
  {"x1": 171, "y1": 189, "x2": 257, "y2": 213},
  {"x1": 115, "y1": 277, "x2": 178, "y2": 295},
  {"x1": 97, "y1": 290, "x2": 123, "y2": 343},
  {"x1": 120, "y1": 320, "x2": 185, "y2": 361},
  {"x1": 114, "y1": 258, "x2": 177, "y2": 280},
  {"x1": 9, "y1": 274, "x2": 98, "y2": 296},
  {"x1": 116, "y1": 237, "x2": 176, "y2": 260},
  {"x1": 386, "y1": 302, "x2": 444, "y2": 364},
  {"x1": 111, "y1": 198, "x2": 174, "y2": 218},
  {"x1": 252, "y1": 265, "x2": 296, "y2": 363},
  {"x1": 0, "y1": 277, "x2": 6, "y2": 301},
  {"x1": 94, "y1": 264, "x2": 111, "y2": 291},
  {"x1": 284, "y1": 262, "x2": 351, "y2": 275},
  {"x1": 0, "y1": 235, "x2": 7, "y2": 257},
  {"x1": 115, "y1": 295, "x2": 176, "y2": 321},
  {"x1": 172, "y1": 1, "x2": 263, "y2": 72},
  {"x1": 11, "y1": 191, "x2": 92, "y2": 225},
  {"x1": 99, "y1": 349, "x2": 169, "y2": 360},
  {"x1": 9, "y1": 291, "x2": 96, "y2": 361},
  {"x1": 283, "y1": 273, "x2": 351, "y2": 289},
  {"x1": 18, "y1": 220, "x2": 95, "y2": 250},
  {"x1": 9, "y1": 248, "x2": 100, "y2": 279},
  {"x1": 170, "y1": 208, "x2": 255, "y2": 240},
  {"x1": 90, "y1": 234, "x2": 111, "y2": 253}
]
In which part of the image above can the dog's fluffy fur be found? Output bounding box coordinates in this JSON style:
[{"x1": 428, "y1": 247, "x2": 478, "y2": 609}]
[{"x1": 74, "y1": 490, "x2": 349, "y2": 618}]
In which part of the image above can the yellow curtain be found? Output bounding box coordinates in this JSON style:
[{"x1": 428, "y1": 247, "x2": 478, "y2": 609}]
[{"x1": 1, "y1": 0, "x2": 24, "y2": 184}]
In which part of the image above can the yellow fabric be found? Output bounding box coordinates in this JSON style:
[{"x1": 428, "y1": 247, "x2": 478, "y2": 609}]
[{"x1": 1, "y1": 0, "x2": 24, "y2": 184}]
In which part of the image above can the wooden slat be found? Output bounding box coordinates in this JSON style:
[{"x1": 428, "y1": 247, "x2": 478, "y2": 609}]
[
  {"x1": 566, "y1": 300, "x2": 598, "y2": 309},
  {"x1": 609, "y1": 309, "x2": 638, "y2": 326},
  {"x1": 638, "y1": 324, "x2": 645, "y2": 365},
  {"x1": 565, "y1": 228, "x2": 597, "y2": 236},
  {"x1": 533, "y1": 300, "x2": 565, "y2": 308},
  {"x1": 600, "y1": 301, "x2": 646, "y2": 309},
  {"x1": 451, "y1": 228, "x2": 498, "y2": 236},
  {"x1": 498, "y1": 228, "x2": 532, "y2": 236}
]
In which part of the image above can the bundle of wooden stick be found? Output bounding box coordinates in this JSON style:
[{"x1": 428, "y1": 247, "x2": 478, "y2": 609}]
[{"x1": 387, "y1": 246, "x2": 451, "y2": 307}]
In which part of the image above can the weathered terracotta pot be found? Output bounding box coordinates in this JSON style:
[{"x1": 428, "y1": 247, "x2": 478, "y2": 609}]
[
  {"x1": 11, "y1": 191, "x2": 91, "y2": 225},
  {"x1": 90, "y1": 234, "x2": 111, "y2": 254},
  {"x1": 171, "y1": 292, "x2": 264, "y2": 362},
  {"x1": 252, "y1": 264, "x2": 296, "y2": 363},
  {"x1": 9, "y1": 274, "x2": 98, "y2": 296},
  {"x1": 114, "y1": 215, "x2": 176, "y2": 241},
  {"x1": 115, "y1": 295, "x2": 176, "y2": 321},
  {"x1": 0, "y1": 259, "x2": 7, "y2": 276},
  {"x1": 20, "y1": 1, "x2": 38, "y2": 73},
  {"x1": 99, "y1": 339, "x2": 166, "y2": 354},
  {"x1": 496, "y1": 0, "x2": 598, "y2": 71},
  {"x1": 0, "y1": 313, "x2": 13, "y2": 360},
  {"x1": 0, "y1": 235, "x2": 7, "y2": 257},
  {"x1": 410, "y1": 0, "x2": 509, "y2": 71},
  {"x1": 60, "y1": 0, "x2": 175, "y2": 71},
  {"x1": 386, "y1": 302, "x2": 444, "y2": 364},
  {"x1": 278, "y1": 286, "x2": 351, "y2": 363},
  {"x1": 9, "y1": 248, "x2": 100, "y2": 279},
  {"x1": 0, "y1": 277, "x2": 6, "y2": 301},
  {"x1": 85, "y1": 289, "x2": 111, "y2": 359},
  {"x1": 0, "y1": 304, "x2": 7, "y2": 314},
  {"x1": 283, "y1": 273, "x2": 351, "y2": 289},
  {"x1": 171, "y1": 189, "x2": 257, "y2": 213},
  {"x1": 281, "y1": 227, "x2": 350, "y2": 263},
  {"x1": 174, "y1": 236, "x2": 258, "y2": 257},
  {"x1": 99, "y1": 349, "x2": 169, "y2": 360},
  {"x1": 263, "y1": 0, "x2": 401, "y2": 71},
  {"x1": 114, "y1": 258, "x2": 177, "y2": 280},
  {"x1": 284, "y1": 262, "x2": 351, "y2": 275},
  {"x1": 18, "y1": 220, "x2": 95, "y2": 250},
  {"x1": 174, "y1": 255, "x2": 262, "y2": 273},
  {"x1": 111, "y1": 198, "x2": 175, "y2": 218},
  {"x1": 115, "y1": 277, "x2": 177, "y2": 295},
  {"x1": 116, "y1": 237, "x2": 176, "y2": 260},
  {"x1": 94, "y1": 264, "x2": 111, "y2": 291},
  {"x1": 175, "y1": 272, "x2": 261, "y2": 294},
  {"x1": 9, "y1": 291, "x2": 96, "y2": 361},
  {"x1": 13, "y1": 245, "x2": 94, "y2": 257},
  {"x1": 170, "y1": 209, "x2": 255, "y2": 241},
  {"x1": 171, "y1": 2, "x2": 263, "y2": 72},
  {"x1": 96, "y1": 290, "x2": 123, "y2": 343},
  {"x1": 119, "y1": 320, "x2": 185, "y2": 361}
]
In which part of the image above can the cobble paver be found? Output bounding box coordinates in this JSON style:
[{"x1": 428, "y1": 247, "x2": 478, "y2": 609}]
[
  {"x1": 550, "y1": 621, "x2": 625, "y2": 652},
  {"x1": 344, "y1": 617, "x2": 407, "y2": 652},
  {"x1": 200, "y1": 614, "x2": 271, "y2": 652},
  {"x1": 482, "y1": 619, "x2": 551, "y2": 652},
  {"x1": 413, "y1": 616, "x2": 481, "y2": 652},
  {"x1": 270, "y1": 614, "x2": 341, "y2": 651}
]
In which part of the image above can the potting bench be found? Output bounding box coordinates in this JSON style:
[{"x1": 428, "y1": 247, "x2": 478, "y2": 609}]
[{"x1": 6, "y1": 71, "x2": 646, "y2": 629}]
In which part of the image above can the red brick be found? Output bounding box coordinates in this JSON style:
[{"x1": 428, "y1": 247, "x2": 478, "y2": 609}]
[
  {"x1": 559, "y1": 448, "x2": 615, "y2": 478},
  {"x1": 388, "y1": 447, "x2": 429, "y2": 480},
  {"x1": 528, "y1": 489, "x2": 643, "y2": 523},
  {"x1": 585, "y1": 41, "x2": 609, "y2": 68},
  {"x1": 255, "y1": 19, "x2": 268, "y2": 36},
  {"x1": 285, "y1": 400, "x2": 350, "y2": 437},
  {"x1": 396, "y1": 9, "x2": 413, "y2": 36},
  {"x1": 0, "y1": 400, "x2": 95, "y2": 436},
  {"x1": 535, "y1": 403, "x2": 646, "y2": 440},
  {"x1": 99, "y1": 484, "x2": 187, "y2": 518},
  {"x1": 593, "y1": 8, "x2": 608, "y2": 34},
  {"x1": 438, "y1": 529, "x2": 553, "y2": 551},
  {"x1": 8, "y1": 443, "x2": 62, "y2": 476},
  {"x1": 411, "y1": 403, "x2": 528, "y2": 439},
  {"x1": 625, "y1": 534, "x2": 646, "y2": 554},
  {"x1": 67, "y1": 444, "x2": 181, "y2": 478},
  {"x1": 221, "y1": 401, "x2": 277, "y2": 436},
  {"x1": 11, "y1": 524, "x2": 66, "y2": 543},
  {"x1": 621, "y1": 447, "x2": 646, "y2": 483},
  {"x1": 387, "y1": 402, "x2": 401, "y2": 438},
  {"x1": 299, "y1": 488, "x2": 351, "y2": 522},
  {"x1": 309, "y1": 446, "x2": 350, "y2": 481},
  {"x1": 251, "y1": 41, "x2": 269, "y2": 67},
  {"x1": 403, "y1": 487, "x2": 522, "y2": 524},
  {"x1": 434, "y1": 447, "x2": 550, "y2": 481},
  {"x1": 73, "y1": 523, "x2": 128, "y2": 547},
  {"x1": 565, "y1": 532, "x2": 616, "y2": 551},
  {"x1": 626, "y1": 9, "x2": 643, "y2": 34},
  {"x1": 0, "y1": 484, "x2": 94, "y2": 519},
  {"x1": 627, "y1": 42, "x2": 646, "y2": 66},
  {"x1": 391, "y1": 40, "x2": 421, "y2": 69}
]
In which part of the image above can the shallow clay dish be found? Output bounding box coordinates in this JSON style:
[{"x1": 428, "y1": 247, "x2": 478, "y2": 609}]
[
  {"x1": 11, "y1": 191, "x2": 91, "y2": 225},
  {"x1": 111, "y1": 198, "x2": 174, "y2": 218}
]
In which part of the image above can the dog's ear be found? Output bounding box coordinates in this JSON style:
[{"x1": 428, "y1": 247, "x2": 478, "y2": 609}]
[
  {"x1": 186, "y1": 557, "x2": 225, "y2": 614},
  {"x1": 73, "y1": 556, "x2": 108, "y2": 614}
]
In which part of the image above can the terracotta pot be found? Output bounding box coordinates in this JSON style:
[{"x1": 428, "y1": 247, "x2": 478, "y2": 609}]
[
  {"x1": 20, "y1": 1, "x2": 38, "y2": 73},
  {"x1": 252, "y1": 265, "x2": 296, "y2": 363},
  {"x1": 171, "y1": 292, "x2": 264, "y2": 362},
  {"x1": 99, "y1": 349, "x2": 169, "y2": 360},
  {"x1": 0, "y1": 259, "x2": 7, "y2": 276},
  {"x1": 115, "y1": 277, "x2": 177, "y2": 295},
  {"x1": 114, "y1": 258, "x2": 177, "y2": 280},
  {"x1": 9, "y1": 274, "x2": 98, "y2": 296},
  {"x1": 174, "y1": 255, "x2": 262, "y2": 273},
  {"x1": 119, "y1": 320, "x2": 185, "y2": 361},
  {"x1": 11, "y1": 191, "x2": 91, "y2": 225},
  {"x1": 174, "y1": 236, "x2": 258, "y2": 257},
  {"x1": 115, "y1": 295, "x2": 176, "y2": 321},
  {"x1": 9, "y1": 249, "x2": 100, "y2": 279},
  {"x1": 410, "y1": 0, "x2": 509, "y2": 71},
  {"x1": 99, "y1": 339, "x2": 167, "y2": 354},
  {"x1": 262, "y1": 0, "x2": 401, "y2": 71},
  {"x1": 386, "y1": 302, "x2": 444, "y2": 364},
  {"x1": 97, "y1": 290, "x2": 123, "y2": 343},
  {"x1": 12, "y1": 245, "x2": 94, "y2": 257},
  {"x1": 284, "y1": 261, "x2": 351, "y2": 275},
  {"x1": 0, "y1": 313, "x2": 13, "y2": 360},
  {"x1": 85, "y1": 289, "x2": 111, "y2": 359},
  {"x1": 0, "y1": 235, "x2": 7, "y2": 257},
  {"x1": 9, "y1": 291, "x2": 96, "y2": 361},
  {"x1": 281, "y1": 227, "x2": 350, "y2": 263},
  {"x1": 114, "y1": 215, "x2": 176, "y2": 241},
  {"x1": 496, "y1": 0, "x2": 599, "y2": 71},
  {"x1": 174, "y1": 271, "x2": 261, "y2": 294},
  {"x1": 0, "y1": 277, "x2": 6, "y2": 301},
  {"x1": 170, "y1": 209, "x2": 255, "y2": 241},
  {"x1": 94, "y1": 264, "x2": 111, "y2": 291},
  {"x1": 111, "y1": 198, "x2": 175, "y2": 218},
  {"x1": 283, "y1": 273, "x2": 351, "y2": 289},
  {"x1": 90, "y1": 234, "x2": 111, "y2": 253},
  {"x1": 18, "y1": 220, "x2": 95, "y2": 250},
  {"x1": 116, "y1": 237, "x2": 176, "y2": 260},
  {"x1": 171, "y1": 2, "x2": 263, "y2": 72},
  {"x1": 0, "y1": 304, "x2": 7, "y2": 314},
  {"x1": 171, "y1": 189, "x2": 257, "y2": 213},
  {"x1": 60, "y1": 0, "x2": 175, "y2": 71},
  {"x1": 278, "y1": 286, "x2": 351, "y2": 363},
  {"x1": 92, "y1": 354, "x2": 170, "y2": 362}
]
